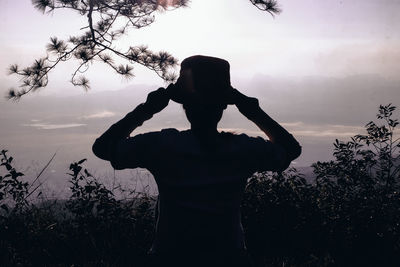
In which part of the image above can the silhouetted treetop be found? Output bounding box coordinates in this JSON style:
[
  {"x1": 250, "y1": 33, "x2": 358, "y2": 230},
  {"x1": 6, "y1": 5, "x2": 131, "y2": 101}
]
[{"x1": 7, "y1": 0, "x2": 281, "y2": 100}]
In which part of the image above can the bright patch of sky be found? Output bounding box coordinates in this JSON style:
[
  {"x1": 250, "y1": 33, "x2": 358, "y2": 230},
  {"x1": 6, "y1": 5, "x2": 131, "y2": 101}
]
[
  {"x1": 78, "y1": 111, "x2": 117, "y2": 120},
  {"x1": 22, "y1": 122, "x2": 86, "y2": 130}
]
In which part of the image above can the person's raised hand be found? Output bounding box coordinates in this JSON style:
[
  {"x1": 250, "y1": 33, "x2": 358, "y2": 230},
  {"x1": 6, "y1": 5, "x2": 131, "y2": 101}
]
[
  {"x1": 165, "y1": 83, "x2": 185, "y2": 104},
  {"x1": 226, "y1": 87, "x2": 260, "y2": 119},
  {"x1": 144, "y1": 87, "x2": 170, "y2": 114},
  {"x1": 221, "y1": 86, "x2": 240, "y2": 106}
]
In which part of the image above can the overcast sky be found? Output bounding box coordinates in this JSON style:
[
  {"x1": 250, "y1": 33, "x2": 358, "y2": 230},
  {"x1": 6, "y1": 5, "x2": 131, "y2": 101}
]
[
  {"x1": 0, "y1": 0, "x2": 399, "y2": 194},
  {"x1": 1, "y1": 0, "x2": 399, "y2": 92}
]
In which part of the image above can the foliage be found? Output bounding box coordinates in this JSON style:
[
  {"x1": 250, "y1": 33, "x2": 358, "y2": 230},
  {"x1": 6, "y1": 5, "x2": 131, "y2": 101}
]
[
  {"x1": 7, "y1": 0, "x2": 188, "y2": 100},
  {"x1": 63, "y1": 159, "x2": 156, "y2": 266},
  {"x1": 243, "y1": 104, "x2": 400, "y2": 266},
  {"x1": 0, "y1": 150, "x2": 29, "y2": 212},
  {"x1": 7, "y1": 0, "x2": 281, "y2": 100},
  {"x1": 249, "y1": 0, "x2": 281, "y2": 16},
  {"x1": 309, "y1": 103, "x2": 400, "y2": 266},
  {"x1": 0, "y1": 150, "x2": 55, "y2": 215},
  {"x1": 0, "y1": 158, "x2": 156, "y2": 266},
  {"x1": 66, "y1": 158, "x2": 118, "y2": 219},
  {"x1": 242, "y1": 169, "x2": 323, "y2": 266},
  {"x1": 313, "y1": 103, "x2": 399, "y2": 187}
]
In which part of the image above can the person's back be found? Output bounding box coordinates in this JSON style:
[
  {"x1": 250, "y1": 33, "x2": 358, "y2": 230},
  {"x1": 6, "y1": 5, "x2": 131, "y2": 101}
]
[
  {"x1": 153, "y1": 130, "x2": 247, "y2": 253},
  {"x1": 92, "y1": 55, "x2": 301, "y2": 266}
]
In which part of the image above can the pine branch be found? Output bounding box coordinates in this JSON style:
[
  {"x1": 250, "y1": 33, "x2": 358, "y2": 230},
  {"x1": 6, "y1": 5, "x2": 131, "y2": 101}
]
[
  {"x1": 249, "y1": 0, "x2": 281, "y2": 16},
  {"x1": 7, "y1": 0, "x2": 188, "y2": 99}
]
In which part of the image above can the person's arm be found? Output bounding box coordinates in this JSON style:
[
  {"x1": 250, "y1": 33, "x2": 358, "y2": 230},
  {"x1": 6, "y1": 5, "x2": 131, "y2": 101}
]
[
  {"x1": 232, "y1": 88, "x2": 302, "y2": 171},
  {"x1": 92, "y1": 87, "x2": 170, "y2": 162}
]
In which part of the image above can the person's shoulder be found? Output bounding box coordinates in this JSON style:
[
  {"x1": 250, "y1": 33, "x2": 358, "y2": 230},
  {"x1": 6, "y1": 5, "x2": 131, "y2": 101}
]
[
  {"x1": 160, "y1": 128, "x2": 184, "y2": 137},
  {"x1": 220, "y1": 131, "x2": 266, "y2": 143},
  {"x1": 159, "y1": 128, "x2": 190, "y2": 140},
  {"x1": 128, "y1": 129, "x2": 179, "y2": 141},
  {"x1": 135, "y1": 128, "x2": 179, "y2": 136},
  {"x1": 128, "y1": 129, "x2": 182, "y2": 148}
]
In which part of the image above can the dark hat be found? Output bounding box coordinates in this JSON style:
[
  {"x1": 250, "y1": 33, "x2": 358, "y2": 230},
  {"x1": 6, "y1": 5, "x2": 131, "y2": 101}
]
[{"x1": 177, "y1": 55, "x2": 231, "y2": 105}]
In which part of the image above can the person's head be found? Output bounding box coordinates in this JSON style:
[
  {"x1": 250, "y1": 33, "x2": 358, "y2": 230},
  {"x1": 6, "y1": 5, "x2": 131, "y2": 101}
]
[{"x1": 175, "y1": 55, "x2": 231, "y2": 130}]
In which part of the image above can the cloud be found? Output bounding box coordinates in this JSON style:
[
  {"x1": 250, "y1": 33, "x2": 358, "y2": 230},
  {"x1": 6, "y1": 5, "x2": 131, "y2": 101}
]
[
  {"x1": 23, "y1": 123, "x2": 86, "y2": 130},
  {"x1": 218, "y1": 122, "x2": 367, "y2": 139},
  {"x1": 281, "y1": 122, "x2": 304, "y2": 127},
  {"x1": 79, "y1": 111, "x2": 116, "y2": 120},
  {"x1": 288, "y1": 123, "x2": 365, "y2": 138},
  {"x1": 315, "y1": 41, "x2": 400, "y2": 79}
]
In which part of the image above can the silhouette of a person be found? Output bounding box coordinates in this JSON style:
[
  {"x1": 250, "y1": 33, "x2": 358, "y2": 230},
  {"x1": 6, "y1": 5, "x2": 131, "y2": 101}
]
[{"x1": 92, "y1": 55, "x2": 301, "y2": 267}]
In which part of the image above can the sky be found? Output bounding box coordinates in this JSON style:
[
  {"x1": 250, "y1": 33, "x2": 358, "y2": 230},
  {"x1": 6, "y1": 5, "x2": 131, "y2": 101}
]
[
  {"x1": 0, "y1": 0, "x2": 399, "y2": 196},
  {"x1": 1, "y1": 0, "x2": 400, "y2": 89}
]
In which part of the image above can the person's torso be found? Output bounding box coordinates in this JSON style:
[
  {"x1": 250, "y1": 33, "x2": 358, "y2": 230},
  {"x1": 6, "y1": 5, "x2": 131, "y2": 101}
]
[{"x1": 148, "y1": 129, "x2": 256, "y2": 253}]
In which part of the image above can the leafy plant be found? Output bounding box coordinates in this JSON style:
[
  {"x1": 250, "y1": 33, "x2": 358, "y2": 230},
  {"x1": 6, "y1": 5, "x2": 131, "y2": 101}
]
[
  {"x1": 310, "y1": 104, "x2": 400, "y2": 266},
  {"x1": 64, "y1": 158, "x2": 156, "y2": 265},
  {"x1": 0, "y1": 150, "x2": 29, "y2": 212},
  {"x1": 356, "y1": 104, "x2": 400, "y2": 185},
  {"x1": 0, "y1": 150, "x2": 55, "y2": 215},
  {"x1": 67, "y1": 158, "x2": 118, "y2": 219},
  {"x1": 313, "y1": 103, "x2": 399, "y2": 187}
]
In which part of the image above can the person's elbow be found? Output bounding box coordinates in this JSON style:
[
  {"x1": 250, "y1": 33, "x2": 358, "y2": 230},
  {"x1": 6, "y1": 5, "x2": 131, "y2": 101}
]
[
  {"x1": 278, "y1": 142, "x2": 302, "y2": 172},
  {"x1": 289, "y1": 142, "x2": 302, "y2": 161},
  {"x1": 92, "y1": 138, "x2": 110, "y2": 161}
]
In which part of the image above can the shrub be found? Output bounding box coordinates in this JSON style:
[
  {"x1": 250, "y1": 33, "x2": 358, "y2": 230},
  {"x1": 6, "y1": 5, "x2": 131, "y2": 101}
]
[{"x1": 242, "y1": 104, "x2": 400, "y2": 266}]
